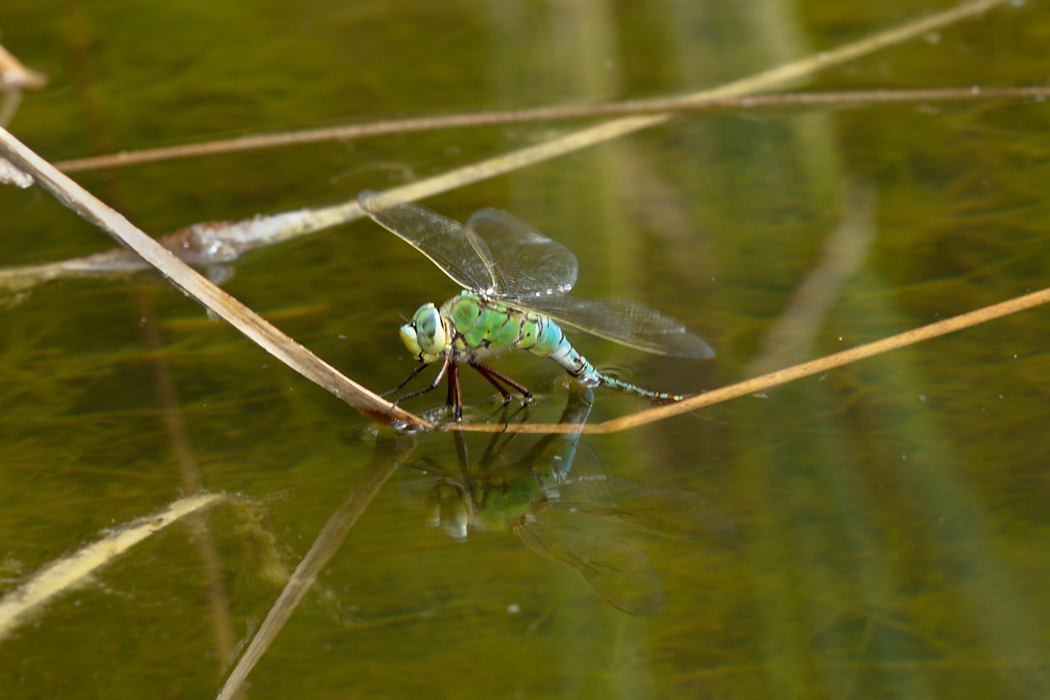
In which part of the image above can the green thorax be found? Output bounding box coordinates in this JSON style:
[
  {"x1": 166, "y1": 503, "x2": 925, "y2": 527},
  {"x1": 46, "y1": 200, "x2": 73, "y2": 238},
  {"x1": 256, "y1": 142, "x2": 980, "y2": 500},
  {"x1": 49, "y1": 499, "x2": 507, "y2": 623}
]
[{"x1": 441, "y1": 292, "x2": 560, "y2": 362}]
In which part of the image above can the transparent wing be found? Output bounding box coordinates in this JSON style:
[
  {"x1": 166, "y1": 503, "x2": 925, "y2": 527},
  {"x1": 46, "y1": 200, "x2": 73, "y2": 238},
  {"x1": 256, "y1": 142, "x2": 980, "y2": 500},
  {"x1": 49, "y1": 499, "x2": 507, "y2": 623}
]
[
  {"x1": 544, "y1": 446, "x2": 734, "y2": 538},
  {"x1": 358, "y1": 190, "x2": 497, "y2": 291},
  {"x1": 553, "y1": 476, "x2": 735, "y2": 539},
  {"x1": 508, "y1": 295, "x2": 715, "y2": 358},
  {"x1": 580, "y1": 477, "x2": 735, "y2": 537},
  {"x1": 516, "y1": 519, "x2": 665, "y2": 615},
  {"x1": 360, "y1": 191, "x2": 713, "y2": 357},
  {"x1": 465, "y1": 208, "x2": 578, "y2": 297}
]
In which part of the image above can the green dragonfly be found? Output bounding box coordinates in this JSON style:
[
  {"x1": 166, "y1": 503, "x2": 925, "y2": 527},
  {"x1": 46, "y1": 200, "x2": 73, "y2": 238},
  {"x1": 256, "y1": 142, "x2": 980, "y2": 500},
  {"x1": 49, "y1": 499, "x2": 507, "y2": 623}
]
[{"x1": 358, "y1": 190, "x2": 715, "y2": 419}]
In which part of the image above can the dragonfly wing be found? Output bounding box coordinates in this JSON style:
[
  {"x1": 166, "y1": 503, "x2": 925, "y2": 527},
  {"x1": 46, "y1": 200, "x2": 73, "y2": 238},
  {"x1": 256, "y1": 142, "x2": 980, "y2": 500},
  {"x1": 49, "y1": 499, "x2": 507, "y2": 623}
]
[
  {"x1": 544, "y1": 446, "x2": 734, "y2": 538},
  {"x1": 513, "y1": 295, "x2": 715, "y2": 358},
  {"x1": 556, "y1": 475, "x2": 736, "y2": 539},
  {"x1": 358, "y1": 190, "x2": 497, "y2": 291},
  {"x1": 516, "y1": 519, "x2": 665, "y2": 615},
  {"x1": 466, "y1": 208, "x2": 578, "y2": 297}
]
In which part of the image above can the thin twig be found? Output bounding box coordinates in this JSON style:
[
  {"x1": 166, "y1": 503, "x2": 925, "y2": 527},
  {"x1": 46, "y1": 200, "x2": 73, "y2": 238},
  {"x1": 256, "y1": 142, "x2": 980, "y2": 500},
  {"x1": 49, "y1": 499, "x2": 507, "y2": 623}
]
[
  {"x1": 54, "y1": 85, "x2": 1050, "y2": 174},
  {"x1": 0, "y1": 493, "x2": 223, "y2": 641},
  {"x1": 449, "y1": 285, "x2": 1050, "y2": 435}
]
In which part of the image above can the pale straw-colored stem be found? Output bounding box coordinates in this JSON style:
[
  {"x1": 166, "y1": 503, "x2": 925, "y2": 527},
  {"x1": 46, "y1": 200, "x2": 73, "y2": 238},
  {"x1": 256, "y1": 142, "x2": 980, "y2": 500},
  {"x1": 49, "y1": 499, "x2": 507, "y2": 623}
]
[
  {"x1": 0, "y1": 126, "x2": 430, "y2": 431},
  {"x1": 0, "y1": 493, "x2": 223, "y2": 641}
]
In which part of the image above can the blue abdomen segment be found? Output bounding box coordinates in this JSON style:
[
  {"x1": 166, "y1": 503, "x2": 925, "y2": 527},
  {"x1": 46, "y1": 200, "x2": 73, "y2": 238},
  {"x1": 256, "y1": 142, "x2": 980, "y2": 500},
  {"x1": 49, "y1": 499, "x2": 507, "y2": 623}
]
[{"x1": 521, "y1": 309, "x2": 685, "y2": 403}]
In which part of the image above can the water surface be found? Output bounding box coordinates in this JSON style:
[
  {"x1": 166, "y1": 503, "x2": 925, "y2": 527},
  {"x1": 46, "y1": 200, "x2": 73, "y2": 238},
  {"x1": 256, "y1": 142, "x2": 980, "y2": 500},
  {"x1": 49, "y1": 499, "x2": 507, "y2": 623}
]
[{"x1": 2, "y1": 0, "x2": 1049, "y2": 698}]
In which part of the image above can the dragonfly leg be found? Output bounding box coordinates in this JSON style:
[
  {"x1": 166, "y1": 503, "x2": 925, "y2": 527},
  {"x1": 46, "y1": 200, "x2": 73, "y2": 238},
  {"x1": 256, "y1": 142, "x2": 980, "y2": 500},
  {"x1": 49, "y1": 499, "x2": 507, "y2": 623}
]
[
  {"x1": 500, "y1": 400, "x2": 533, "y2": 434},
  {"x1": 469, "y1": 361, "x2": 533, "y2": 404},
  {"x1": 479, "y1": 410, "x2": 516, "y2": 461},
  {"x1": 381, "y1": 362, "x2": 435, "y2": 398},
  {"x1": 446, "y1": 361, "x2": 464, "y2": 420},
  {"x1": 390, "y1": 356, "x2": 450, "y2": 411}
]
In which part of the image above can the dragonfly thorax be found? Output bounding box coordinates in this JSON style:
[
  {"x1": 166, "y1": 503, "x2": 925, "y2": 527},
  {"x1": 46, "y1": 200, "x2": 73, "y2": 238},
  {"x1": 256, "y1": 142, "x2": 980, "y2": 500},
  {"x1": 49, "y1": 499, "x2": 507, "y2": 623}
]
[{"x1": 400, "y1": 302, "x2": 449, "y2": 363}]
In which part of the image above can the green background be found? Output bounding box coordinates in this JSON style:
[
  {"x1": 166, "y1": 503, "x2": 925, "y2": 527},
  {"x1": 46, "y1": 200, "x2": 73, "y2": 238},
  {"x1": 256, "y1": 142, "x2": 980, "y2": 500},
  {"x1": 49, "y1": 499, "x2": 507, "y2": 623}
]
[{"x1": 2, "y1": 0, "x2": 1049, "y2": 697}]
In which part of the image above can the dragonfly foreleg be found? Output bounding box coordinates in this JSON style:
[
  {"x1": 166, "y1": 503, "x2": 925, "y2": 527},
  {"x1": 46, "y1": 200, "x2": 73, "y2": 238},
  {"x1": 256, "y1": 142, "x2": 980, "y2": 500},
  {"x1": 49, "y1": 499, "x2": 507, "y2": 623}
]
[
  {"x1": 381, "y1": 361, "x2": 436, "y2": 398},
  {"x1": 388, "y1": 356, "x2": 451, "y2": 412},
  {"x1": 446, "y1": 361, "x2": 464, "y2": 420},
  {"x1": 469, "y1": 361, "x2": 533, "y2": 404}
]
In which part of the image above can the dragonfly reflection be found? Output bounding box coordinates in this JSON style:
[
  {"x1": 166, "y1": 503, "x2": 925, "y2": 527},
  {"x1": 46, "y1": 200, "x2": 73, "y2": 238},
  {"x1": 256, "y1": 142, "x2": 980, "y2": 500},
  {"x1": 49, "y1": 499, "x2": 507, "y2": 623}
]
[{"x1": 401, "y1": 384, "x2": 733, "y2": 615}]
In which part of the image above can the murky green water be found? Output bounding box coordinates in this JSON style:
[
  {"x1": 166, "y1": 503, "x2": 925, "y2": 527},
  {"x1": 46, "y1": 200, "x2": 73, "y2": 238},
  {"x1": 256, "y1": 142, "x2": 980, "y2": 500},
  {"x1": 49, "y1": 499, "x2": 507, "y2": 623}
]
[{"x1": 3, "y1": 0, "x2": 1050, "y2": 697}]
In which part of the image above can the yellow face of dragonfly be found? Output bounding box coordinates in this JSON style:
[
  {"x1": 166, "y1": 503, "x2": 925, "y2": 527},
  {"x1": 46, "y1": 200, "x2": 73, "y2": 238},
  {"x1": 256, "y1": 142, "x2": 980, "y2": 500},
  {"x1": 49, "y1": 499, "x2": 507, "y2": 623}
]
[{"x1": 400, "y1": 302, "x2": 446, "y2": 364}]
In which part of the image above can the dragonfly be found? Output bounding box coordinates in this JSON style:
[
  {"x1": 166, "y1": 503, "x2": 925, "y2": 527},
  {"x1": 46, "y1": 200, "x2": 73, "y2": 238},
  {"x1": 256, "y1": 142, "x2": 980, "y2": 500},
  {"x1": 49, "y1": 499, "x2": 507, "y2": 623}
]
[{"x1": 358, "y1": 190, "x2": 715, "y2": 419}]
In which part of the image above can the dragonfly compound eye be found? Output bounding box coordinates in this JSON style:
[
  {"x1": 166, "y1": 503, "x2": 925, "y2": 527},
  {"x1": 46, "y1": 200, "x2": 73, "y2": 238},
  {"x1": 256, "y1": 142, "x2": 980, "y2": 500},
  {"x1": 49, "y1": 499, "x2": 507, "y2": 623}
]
[
  {"x1": 398, "y1": 321, "x2": 423, "y2": 360},
  {"x1": 411, "y1": 303, "x2": 446, "y2": 357}
]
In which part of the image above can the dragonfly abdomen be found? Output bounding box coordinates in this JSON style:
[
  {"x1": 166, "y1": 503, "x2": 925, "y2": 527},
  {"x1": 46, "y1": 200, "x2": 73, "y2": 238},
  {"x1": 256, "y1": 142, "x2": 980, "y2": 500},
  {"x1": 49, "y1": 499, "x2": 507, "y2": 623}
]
[
  {"x1": 522, "y1": 308, "x2": 688, "y2": 403},
  {"x1": 441, "y1": 293, "x2": 687, "y2": 403}
]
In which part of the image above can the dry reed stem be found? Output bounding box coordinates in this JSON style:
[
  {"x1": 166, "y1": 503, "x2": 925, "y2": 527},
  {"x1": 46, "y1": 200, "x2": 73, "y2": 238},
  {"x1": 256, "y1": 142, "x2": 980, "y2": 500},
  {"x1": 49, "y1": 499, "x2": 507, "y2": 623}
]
[
  {"x1": 215, "y1": 436, "x2": 413, "y2": 700},
  {"x1": 0, "y1": 154, "x2": 31, "y2": 187},
  {"x1": 0, "y1": 126, "x2": 430, "y2": 431},
  {"x1": 53, "y1": 85, "x2": 1050, "y2": 173},
  {"x1": 450, "y1": 286, "x2": 1050, "y2": 434},
  {"x1": 0, "y1": 493, "x2": 223, "y2": 641},
  {"x1": 0, "y1": 41, "x2": 48, "y2": 90}
]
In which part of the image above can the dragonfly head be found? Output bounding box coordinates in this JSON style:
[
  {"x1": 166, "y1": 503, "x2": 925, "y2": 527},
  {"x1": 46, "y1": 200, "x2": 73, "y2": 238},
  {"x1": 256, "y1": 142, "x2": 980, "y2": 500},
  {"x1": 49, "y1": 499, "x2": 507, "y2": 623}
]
[
  {"x1": 424, "y1": 481, "x2": 471, "y2": 541},
  {"x1": 400, "y1": 302, "x2": 447, "y2": 363}
]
